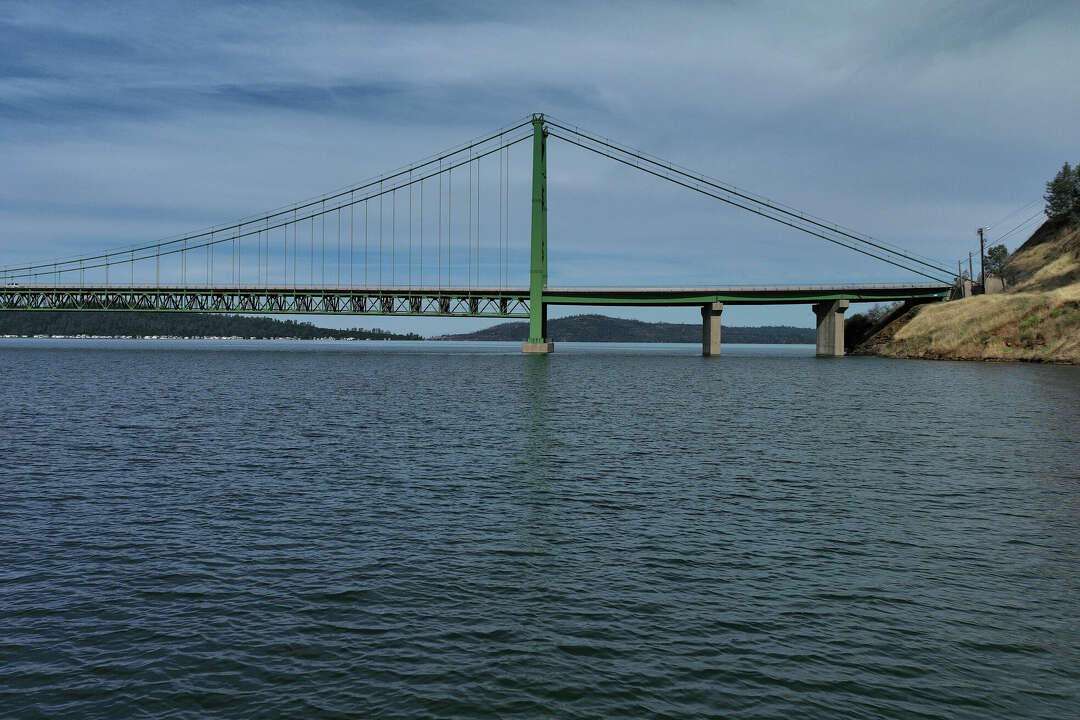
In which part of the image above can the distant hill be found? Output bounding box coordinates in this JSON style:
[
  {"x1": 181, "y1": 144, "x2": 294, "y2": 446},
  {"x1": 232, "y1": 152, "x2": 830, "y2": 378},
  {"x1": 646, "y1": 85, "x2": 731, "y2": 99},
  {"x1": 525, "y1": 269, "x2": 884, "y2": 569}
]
[
  {"x1": 0, "y1": 311, "x2": 422, "y2": 340},
  {"x1": 436, "y1": 314, "x2": 815, "y2": 344}
]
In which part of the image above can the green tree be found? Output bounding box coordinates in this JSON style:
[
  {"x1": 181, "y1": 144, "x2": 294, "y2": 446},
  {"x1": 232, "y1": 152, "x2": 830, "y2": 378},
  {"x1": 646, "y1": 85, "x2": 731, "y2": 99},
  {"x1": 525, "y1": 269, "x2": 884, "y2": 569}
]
[
  {"x1": 985, "y1": 244, "x2": 1009, "y2": 277},
  {"x1": 1074, "y1": 166, "x2": 1080, "y2": 216},
  {"x1": 1044, "y1": 162, "x2": 1079, "y2": 219}
]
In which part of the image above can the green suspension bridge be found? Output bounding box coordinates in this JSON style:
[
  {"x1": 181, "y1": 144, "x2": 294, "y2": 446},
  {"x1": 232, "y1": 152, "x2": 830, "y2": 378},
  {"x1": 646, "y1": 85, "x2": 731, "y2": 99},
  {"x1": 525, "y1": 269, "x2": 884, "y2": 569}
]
[{"x1": 0, "y1": 114, "x2": 957, "y2": 355}]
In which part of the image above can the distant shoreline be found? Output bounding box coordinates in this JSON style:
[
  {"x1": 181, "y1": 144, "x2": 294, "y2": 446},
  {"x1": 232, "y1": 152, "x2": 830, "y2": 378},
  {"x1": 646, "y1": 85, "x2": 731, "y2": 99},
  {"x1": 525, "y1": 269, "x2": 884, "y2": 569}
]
[
  {"x1": 0, "y1": 311, "x2": 422, "y2": 342},
  {"x1": 0, "y1": 334, "x2": 409, "y2": 341},
  {"x1": 1, "y1": 335, "x2": 818, "y2": 345},
  {"x1": 435, "y1": 313, "x2": 816, "y2": 344},
  {"x1": 0, "y1": 311, "x2": 816, "y2": 344}
]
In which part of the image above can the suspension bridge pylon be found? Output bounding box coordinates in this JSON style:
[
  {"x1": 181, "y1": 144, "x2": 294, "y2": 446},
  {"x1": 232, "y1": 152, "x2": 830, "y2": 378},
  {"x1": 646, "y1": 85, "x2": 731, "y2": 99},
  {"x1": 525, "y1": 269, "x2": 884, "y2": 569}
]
[{"x1": 522, "y1": 113, "x2": 553, "y2": 354}]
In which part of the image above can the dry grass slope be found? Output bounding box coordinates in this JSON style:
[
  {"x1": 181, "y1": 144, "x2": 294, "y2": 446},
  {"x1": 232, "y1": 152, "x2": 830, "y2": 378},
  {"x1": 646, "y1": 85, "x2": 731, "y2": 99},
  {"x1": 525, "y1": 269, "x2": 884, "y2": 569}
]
[{"x1": 865, "y1": 219, "x2": 1080, "y2": 364}]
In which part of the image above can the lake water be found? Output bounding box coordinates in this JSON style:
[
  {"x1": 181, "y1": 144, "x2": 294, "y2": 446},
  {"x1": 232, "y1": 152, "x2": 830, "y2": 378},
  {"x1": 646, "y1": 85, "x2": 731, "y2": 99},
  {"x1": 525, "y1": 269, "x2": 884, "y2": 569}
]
[{"x1": 2, "y1": 339, "x2": 1078, "y2": 718}]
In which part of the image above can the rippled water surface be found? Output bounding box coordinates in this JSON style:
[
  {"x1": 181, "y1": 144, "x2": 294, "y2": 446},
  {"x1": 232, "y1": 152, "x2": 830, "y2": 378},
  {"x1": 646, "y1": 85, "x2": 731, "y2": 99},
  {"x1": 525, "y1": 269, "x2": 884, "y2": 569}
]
[{"x1": 2, "y1": 339, "x2": 1079, "y2": 718}]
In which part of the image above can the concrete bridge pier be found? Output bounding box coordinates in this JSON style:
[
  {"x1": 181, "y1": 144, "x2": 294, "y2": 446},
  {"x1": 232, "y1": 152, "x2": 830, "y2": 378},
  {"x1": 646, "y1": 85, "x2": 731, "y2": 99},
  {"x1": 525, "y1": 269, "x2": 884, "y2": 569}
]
[
  {"x1": 701, "y1": 302, "x2": 724, "y2": 356},
  {"x1": 521, "y1": 340, "x2": 555, "y2": 353},
  {"x1": 522, "y1": 303, "x2": 554, "y2": 353},
  {"x1": 813, "y1": 300, "x2": 849, "y2": 356}
]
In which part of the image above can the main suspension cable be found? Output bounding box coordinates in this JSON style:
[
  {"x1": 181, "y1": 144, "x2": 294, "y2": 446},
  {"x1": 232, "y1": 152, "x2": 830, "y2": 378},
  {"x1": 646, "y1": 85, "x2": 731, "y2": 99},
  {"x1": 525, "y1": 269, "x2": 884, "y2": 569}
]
[
  {"x1": 3, "y1": 119, "x2": 533, "y2": 279},
  {"x1": 547, "y1": 130, "x2": 952, "y2": 283},
  {"x1": 545, "y1": 118, "x2": 956, "y2": 278}
]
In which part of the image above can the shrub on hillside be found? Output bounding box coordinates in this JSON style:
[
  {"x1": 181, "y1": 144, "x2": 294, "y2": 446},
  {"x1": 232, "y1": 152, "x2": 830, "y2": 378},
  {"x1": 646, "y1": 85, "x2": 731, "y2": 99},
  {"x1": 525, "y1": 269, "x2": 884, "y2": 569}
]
[
  {"x1": 844, "y1": 313, "x2": 874, "y2": 352},
  {"x1": 844, "y1": 302, "x2": 899, "y2": 352}
]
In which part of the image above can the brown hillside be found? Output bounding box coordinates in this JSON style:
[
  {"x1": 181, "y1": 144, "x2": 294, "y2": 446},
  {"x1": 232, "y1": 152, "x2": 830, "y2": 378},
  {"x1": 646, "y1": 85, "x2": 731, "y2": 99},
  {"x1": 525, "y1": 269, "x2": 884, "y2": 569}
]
[
  {"x1": 861, "y1": 218, "x2": 1080, "y2": 364},
  {"x1": 1006, "y1": 216, "x2": 1080, "y2": 292}
]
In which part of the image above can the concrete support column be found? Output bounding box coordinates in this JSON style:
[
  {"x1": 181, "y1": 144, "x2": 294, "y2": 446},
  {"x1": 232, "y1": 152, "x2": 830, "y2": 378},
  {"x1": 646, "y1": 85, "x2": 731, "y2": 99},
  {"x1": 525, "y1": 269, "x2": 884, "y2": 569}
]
[
  {"x1": 813, "y1": 300, "x2": 849, "y2": 357},
  {"x1": 701, "y1": 302, "x2": 723, "y2": 356}
]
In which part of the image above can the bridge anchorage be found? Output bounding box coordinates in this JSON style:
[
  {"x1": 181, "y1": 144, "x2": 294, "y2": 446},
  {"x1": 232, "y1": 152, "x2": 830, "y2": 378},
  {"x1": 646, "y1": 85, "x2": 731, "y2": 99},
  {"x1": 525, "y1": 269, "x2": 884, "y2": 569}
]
[{"x1": 1, "y1": 113, "x2": 955, "y2": 356}]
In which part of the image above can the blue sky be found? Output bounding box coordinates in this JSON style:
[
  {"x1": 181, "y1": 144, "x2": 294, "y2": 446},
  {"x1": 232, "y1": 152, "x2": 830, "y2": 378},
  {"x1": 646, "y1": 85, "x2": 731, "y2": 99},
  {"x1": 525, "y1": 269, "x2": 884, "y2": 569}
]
[{"x1": 2, "y1": 0, "x2": 1077, "y2": 333}]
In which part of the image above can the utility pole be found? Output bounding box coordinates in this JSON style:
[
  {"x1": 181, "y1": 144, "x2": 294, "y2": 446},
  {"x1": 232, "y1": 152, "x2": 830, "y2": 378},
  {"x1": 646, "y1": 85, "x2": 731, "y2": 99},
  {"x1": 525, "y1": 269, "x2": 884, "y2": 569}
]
[
  {"x1": 977, "y1": 227, "x2": 986, "y2": 284},
  {"x1": 968, "y1": 252, "x2": 974, "y2": 284}
]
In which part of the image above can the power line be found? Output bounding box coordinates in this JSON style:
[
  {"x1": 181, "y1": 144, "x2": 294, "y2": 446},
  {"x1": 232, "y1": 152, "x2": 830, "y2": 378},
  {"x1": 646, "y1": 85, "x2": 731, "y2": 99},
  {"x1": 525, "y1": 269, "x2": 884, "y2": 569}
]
[
  {"x1": 985, "y1": 198, "x2": 1041, "y2": 232},
  {"x1": 990, "y1": 210, "x2": 1045, "y2": 245}
]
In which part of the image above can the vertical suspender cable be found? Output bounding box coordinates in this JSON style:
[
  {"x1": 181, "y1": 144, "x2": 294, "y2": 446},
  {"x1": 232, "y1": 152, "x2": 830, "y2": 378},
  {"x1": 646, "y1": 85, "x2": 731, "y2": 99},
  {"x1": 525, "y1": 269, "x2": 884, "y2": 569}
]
[
  {"x1": 350, "y1": 193, "x2": 354, "y2": 288},
  {"x1": 477, "y1": 157, "x2": 481, "y2": 287},
  {"x1": 448, "y1": 165, "x2": 452, "y2": 288},
  {"x1": 379, "y1": 184, "x2": 383, "y2": 288},
  {"x1": 409, "y1": 173, "x2": 413, "y2": 289},
  {"x1": 395, "y1": 188, "x2": 399, "y2": 287},
  {"x1": 420, "y1": 177, "x2": 424, "y2": 288},
  {"x1": 438, "y1": 162, "x2": 442, "y2": 287},
  {"x1": 505, "y1": 144, "x2": 509, "y2": 287},
  {"x1": 468, "y1": 153, "x2": 473, "y2": 288},
  {"x1": 498, "y1": 142, "x2": 503, "y2": 290}
]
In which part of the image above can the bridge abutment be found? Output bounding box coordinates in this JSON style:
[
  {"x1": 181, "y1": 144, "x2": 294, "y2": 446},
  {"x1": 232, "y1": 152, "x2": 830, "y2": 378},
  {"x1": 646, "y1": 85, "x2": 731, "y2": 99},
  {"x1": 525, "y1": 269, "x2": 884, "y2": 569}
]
[
  {"x1": 701, "y1": 302, "x2": 724, "y2": 356},
  {"x1": 813, "y1": 300, "x2": 849, "y2": 356}
]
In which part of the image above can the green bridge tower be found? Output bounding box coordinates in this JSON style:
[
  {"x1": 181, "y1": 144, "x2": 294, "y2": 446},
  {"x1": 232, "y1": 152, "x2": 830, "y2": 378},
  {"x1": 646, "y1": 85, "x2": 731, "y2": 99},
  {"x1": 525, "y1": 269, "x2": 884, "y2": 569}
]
[{"x1": 522, "y1": 113, "x2": 554, "y2": 353}]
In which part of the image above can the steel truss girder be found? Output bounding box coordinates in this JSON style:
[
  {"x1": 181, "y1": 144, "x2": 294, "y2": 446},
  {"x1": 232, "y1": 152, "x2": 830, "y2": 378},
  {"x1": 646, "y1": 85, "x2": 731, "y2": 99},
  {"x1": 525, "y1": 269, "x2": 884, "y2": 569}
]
[{"x1": 0, "y1": 287, "x2": 532, "y2": 318}]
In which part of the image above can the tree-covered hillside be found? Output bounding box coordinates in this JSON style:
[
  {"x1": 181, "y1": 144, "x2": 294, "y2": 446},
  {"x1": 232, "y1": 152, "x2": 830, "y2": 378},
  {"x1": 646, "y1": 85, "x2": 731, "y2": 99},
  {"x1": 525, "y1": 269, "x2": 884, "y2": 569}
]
[
  {"x1": 0, "y1": 312, "x2": 421, "y2": 340},
  {"x1": 437, "y1": 314, "x2": 815, "y2": 343}
]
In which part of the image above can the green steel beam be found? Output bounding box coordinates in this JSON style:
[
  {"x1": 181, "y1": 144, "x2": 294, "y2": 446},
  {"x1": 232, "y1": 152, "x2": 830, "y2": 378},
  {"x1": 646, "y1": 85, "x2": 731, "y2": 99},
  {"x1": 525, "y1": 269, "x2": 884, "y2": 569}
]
[
  {"x1": 2, "y1": 308, "x2": 531, "y2": 318},
  {"x1": 542, "y1": 288, "x2": 950, "y2": 306},
  {"x1": 0, "y1": 287, "x2": 532, "y2": 318},
  {"x1": 527, "y1": 113, "x2": 548, "y2": 344}
]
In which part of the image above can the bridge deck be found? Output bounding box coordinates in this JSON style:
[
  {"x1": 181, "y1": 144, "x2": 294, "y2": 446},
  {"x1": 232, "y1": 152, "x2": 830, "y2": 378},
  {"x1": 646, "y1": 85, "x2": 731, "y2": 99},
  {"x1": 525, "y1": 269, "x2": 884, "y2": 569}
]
[
  {"x1": 1, "y1": 282, "x2": 951, "y2": 317},
  {"x1": 543, "y1": 283, "x2": 951, "y2": 305}
]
